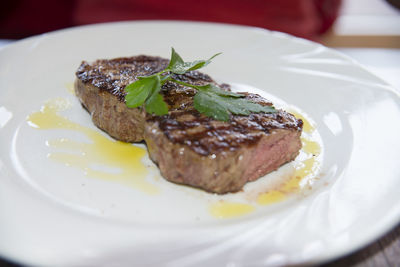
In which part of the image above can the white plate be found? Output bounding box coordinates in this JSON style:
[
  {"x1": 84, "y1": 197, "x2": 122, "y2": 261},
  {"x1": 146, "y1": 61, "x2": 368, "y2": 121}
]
[{"x1": 1, "y1": 21, "x2": 399, "y2": 266}]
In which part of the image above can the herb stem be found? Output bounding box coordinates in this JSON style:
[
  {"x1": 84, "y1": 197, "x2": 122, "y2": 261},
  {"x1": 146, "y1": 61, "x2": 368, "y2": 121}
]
[
  {"x1": 124, "y1": 48, "x2": 275, "y2": 120},
  {"x1": 169, "y1": 78, "x2": 199, "y2": 90}
]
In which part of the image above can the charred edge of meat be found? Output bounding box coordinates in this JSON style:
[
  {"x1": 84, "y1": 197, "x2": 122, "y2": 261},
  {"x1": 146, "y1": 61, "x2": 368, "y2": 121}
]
[{"x1": 75, "y1": 55, "x2": 214, "y2": 102}]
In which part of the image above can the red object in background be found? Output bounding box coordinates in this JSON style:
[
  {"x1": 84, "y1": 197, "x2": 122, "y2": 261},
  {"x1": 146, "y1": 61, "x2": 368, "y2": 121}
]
[
  {"x1": 0, "y1": 0, "x2": 74, "y2": 39},
  {"x1": 0, "y1": 0, "x2": 341, "y2": 40}
]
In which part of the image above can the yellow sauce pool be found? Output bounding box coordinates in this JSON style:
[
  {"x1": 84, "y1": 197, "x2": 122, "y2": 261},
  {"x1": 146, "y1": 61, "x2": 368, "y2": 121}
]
[
  {"x1": 65, "y1": 82, "x2": 75, "y2": 95},
  {"x1": 302, "y1": 137, "x2": 321, "y2": 155},
  {"x1": 27, "y1": 98, "x2": 157, "y2": 194},
  {"x1": 213, "y1": 110, "x2": 322, "y2": 219},
  {"x1": 210, "y1": 201, "x2": 255, "y2": 219},
  {"x1": 256, "y1": 111, "x2": 321, "y2": 206},
  {"x1": 257, "y1": 190, "x2": 286, "y2": 205},
  {"x1": 27, "y1": 96, "x2": 321, "y2": 219}
]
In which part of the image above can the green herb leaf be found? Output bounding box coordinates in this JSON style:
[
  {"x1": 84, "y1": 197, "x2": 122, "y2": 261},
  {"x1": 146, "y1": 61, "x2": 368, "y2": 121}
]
[
  {"x1": 125, "y1": 48, "x2": 275, "y2": 121},
  {"x1": 138, "y1": 75, "x2": 168, "y2": 115},
  {"x1": 193, "y1": 85, "x2": 276, "y2": 121},
  {"x1": 166, "y1": 47, "x2": 221, "y2": 75},
  {"x1": 145, "y1": 91, "x2": 168, "y2": 115},
  {"x1": 125, "y1": 75, "x2": 160, "y2": 108},
  {"x1": 194, "y1": 92, "x2": 230, "y2": 121},
  {"x1": 194, "y1": 84, "x2": 242, "y2": 97},
  {"x1": 183, "y1": 52, "x2": 221, "y2": 72},
  {"x1": 166, "y1": 47, "x2": 185, "y2": 73}
]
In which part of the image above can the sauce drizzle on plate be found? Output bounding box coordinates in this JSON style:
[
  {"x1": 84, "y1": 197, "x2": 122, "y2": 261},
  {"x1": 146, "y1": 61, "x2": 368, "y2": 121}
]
[
  {"x1": 27, "y1": 97, "x2": 157, "y2": 194},
  {"x1": 211, "y1": 110, "x2": 322, "y2": 218},
  {"x1": 26, "y1": 97, "x2": 322, "y2": 219}
]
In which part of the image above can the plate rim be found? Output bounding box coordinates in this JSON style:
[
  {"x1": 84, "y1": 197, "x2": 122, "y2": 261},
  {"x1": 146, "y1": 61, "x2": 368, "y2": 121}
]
[{"x1": 1, "y1": 20, "x2": 400, "y2": 266}]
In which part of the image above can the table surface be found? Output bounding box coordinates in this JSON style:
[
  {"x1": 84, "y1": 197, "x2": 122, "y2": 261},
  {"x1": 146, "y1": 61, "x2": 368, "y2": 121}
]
[{"x1": 0, "y1": 40, "x2": 399, "y2": 267}]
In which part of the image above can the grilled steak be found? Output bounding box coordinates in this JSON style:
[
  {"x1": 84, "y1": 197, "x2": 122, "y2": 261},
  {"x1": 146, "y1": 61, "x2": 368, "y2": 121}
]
[
  {"x1": 75, "y1": 56, "x2": 303, "y2": 194},
  {"x1": 75, "y1": 56, "x2": 167, "y2": 142}
]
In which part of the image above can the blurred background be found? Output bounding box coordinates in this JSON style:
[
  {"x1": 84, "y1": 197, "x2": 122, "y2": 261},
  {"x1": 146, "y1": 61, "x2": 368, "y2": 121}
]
[
  {"x1": 0, "y1": 0, "x2": 342, "y2": 40},
  {"x1": 0, "y1": 0, "x2": 398, "y2": 42},
  {"x1": 0, "y1": 0, "x2": 399, "y2": 91},
  {"x1": 0, "y1": 0, "x2": 399, "y2": 266}
]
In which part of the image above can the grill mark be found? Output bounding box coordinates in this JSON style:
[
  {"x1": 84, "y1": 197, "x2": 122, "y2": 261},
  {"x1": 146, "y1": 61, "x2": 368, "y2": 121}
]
[
  {"x1": 152, "y1": 108, "x2": 302, "y2": 156},
  {"x1": 76, "y1": 56, "x2": 214, "y2": 102},
  {"x1": 76, "y1": 56, "x2": 169, "y2": 101},
  {"x1": 76, "y1": 55, "x2": 303, "y2": 156}
]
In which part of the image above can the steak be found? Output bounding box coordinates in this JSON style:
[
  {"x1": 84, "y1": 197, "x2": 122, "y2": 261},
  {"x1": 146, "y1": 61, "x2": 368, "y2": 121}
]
[
  {"x1": 75, "y1": 56, "x2": 167, "y2": 142},
  {"x1": 75, "y1": 56, "x2": 214, "y2": 142},
  {"x1": 75, "y1": 55, "x2": 303, "y2": 194}
]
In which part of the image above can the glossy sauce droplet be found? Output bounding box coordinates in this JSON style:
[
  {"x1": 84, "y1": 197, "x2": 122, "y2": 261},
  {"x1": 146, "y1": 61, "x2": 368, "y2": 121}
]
[
  {"x1": 65, "y1": 82, "x2": 75, "y2": 95},
  {"x1": 257, "y1": 111, "x2": 322, "y2": 205},
  {"x1": 210, "y1": 110, "x2": 322, "y2": 219},
  {"x1": 210, "y1": 201, "x2": 255, "y2": 219},
  {"x1": 27, "y1": 98, "x2": 158, "y2": 194},
  {"x1": 294, "y1": 111, "x2": 313, "y2": 134},
  {"x1": 302, "y1": 137, "x2": 321, "y2": 155},
  {"x1": 257, "y1": 190, "x2": 286, "y2": 205}
]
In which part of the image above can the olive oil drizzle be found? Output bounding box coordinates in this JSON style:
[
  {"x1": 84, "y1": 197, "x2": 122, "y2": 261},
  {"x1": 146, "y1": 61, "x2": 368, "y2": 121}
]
[
  {"x1": 211, "y1": 111, "x2": 322, "y2": 218},
  {"x1": 26, "y1": 97, "x2": 321, "y2": 219},
  {"x1": 27, "y1": 98, "x2": 158, "y2": 194}
]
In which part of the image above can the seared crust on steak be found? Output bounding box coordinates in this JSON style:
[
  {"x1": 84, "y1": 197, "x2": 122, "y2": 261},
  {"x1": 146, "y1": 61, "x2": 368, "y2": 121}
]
[
  {"x1": 76, "y1": 56, "x2": 169, "y2": 101},
  {"x1": 152, "y1": 93, "x2": 301, "y2": 156},
  {"x1": 75, "y1": 56, "x2": 213, "y2": 142},
  {"x1": 75, "y1": 55, "x2": 303, "y2": 194},
  {"x1": 145, "y1": 94, "x2": 302, "y2": 193},
  {"x1": 146, "y1": 123, "x2": 302, "y2": 193}
]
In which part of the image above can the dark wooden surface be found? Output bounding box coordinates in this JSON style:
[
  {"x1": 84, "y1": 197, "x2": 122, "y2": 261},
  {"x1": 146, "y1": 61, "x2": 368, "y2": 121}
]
[
  {"x1": 322, "y1": 224, "x2": 400, "y2": 267},
  {"x1": 1, "y1": 224, "x2": 399, "y2": 266}
]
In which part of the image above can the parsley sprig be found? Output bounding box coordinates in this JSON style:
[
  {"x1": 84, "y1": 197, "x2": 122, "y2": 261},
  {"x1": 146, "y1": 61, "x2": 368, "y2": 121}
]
[{"x1": 124, "y1": 48, "x2": 276, "y2": 121}]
